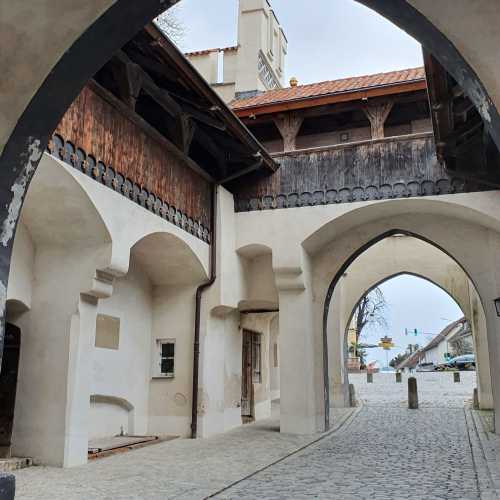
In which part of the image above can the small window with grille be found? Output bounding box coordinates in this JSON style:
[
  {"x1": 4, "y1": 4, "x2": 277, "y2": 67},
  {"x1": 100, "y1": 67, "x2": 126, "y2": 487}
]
[{"x1": 155, "y1": 339, "x2": 175, "y2": 378}]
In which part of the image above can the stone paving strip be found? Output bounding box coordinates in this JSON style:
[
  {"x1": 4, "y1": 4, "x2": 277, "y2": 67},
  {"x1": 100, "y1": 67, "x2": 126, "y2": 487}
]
[
  {"x1": 216, "y1": 373, "x2": 491, "y2": 500},
  {"x1": 13, "y1": 405, "x2": 353, "y2": 500}
]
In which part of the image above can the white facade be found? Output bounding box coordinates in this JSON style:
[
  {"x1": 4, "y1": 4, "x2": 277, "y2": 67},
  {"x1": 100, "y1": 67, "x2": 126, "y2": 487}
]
[{"x1": 4, "y1": 150, "x2": 500, "y2": 468}]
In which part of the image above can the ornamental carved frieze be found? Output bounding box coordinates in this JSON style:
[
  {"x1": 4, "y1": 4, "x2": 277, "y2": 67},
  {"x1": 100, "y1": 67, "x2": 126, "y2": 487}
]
[
  {"x1": 47, "y1": 134, "x2": 211, "y2": 243},
  {"x1": 234, "y1": 178, "x2": 475, "y2": 212}
]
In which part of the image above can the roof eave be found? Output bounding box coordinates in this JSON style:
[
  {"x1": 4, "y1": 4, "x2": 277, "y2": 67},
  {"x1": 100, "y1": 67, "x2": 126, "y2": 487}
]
[
  {"x1": 145, "y1": 24, "x2": 277, "y2": 173},
  {"x1": 233, "y1": 79, "x2": 427, "y2": 117}
]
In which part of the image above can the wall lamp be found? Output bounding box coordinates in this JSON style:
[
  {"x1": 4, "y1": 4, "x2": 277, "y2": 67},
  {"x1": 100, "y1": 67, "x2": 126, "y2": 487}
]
[{"x1": 494, "y1": 298, "x2": 500, "y2": 317}]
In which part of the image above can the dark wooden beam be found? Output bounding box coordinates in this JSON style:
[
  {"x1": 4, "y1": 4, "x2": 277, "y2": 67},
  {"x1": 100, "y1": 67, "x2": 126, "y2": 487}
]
[
  {"x1": 177, "y1": 114, "x2": 196, "y2": 155},
  {"x1": 219, "y1": 158, "x2": 264, "y2": 184},
  {"x1": 111, "y1": 59, "x2": 144, "y2": 109},
  {"x1": 424, "y1": 50, "x2": 454, "y2": 163}
]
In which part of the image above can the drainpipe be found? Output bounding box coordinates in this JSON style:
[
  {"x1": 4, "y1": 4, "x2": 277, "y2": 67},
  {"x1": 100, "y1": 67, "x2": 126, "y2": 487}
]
[{"x1": 191, "y1": 184, "x2": 218, "y2": 439}]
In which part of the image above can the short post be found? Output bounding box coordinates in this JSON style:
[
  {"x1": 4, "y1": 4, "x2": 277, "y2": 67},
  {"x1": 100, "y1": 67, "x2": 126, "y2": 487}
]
[
  {"x1": 0, "y1": 473, "x2": 15, "y2": 500},
  {"x1": 367, "y1": 372, "x2": 373, "y2": 383},
  {"x1": 454, "y1": 371, "x2": 460, "y2": 383},
  {"x1": 349, "y1": 383, "x2": 356, "y2": 407},
  {"x1": 396, "y1": 371, "x2": 402, "y2": 383},
  {"x1": 408, "y1": 376, "x2": 418, "y2": 409},
  {"x1": 473, "y1": 388, "x2": 479, "y2": 409}
]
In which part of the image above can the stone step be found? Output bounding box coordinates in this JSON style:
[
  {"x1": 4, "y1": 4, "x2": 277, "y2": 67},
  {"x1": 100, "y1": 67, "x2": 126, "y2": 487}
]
[{"x1": 0, "y1": 457, "x2": 32, "y2": 472}]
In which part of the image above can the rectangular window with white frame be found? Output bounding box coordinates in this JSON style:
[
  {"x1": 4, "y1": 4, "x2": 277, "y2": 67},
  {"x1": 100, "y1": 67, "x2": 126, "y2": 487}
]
[{"x1": 155, "y1": 339, "x2": 175, "y2": 378}]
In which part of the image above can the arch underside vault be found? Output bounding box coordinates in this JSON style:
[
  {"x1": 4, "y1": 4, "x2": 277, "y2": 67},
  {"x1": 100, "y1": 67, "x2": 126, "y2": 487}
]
[{"x1": 327, "y1": 235, "x2": 492, "y2": 410}]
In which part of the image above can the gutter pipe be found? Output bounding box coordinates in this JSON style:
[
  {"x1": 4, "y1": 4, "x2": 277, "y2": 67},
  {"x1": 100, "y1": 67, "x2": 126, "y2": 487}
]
[{"x1": 191, "y1": 183, "x2": 218, "y2": 439}]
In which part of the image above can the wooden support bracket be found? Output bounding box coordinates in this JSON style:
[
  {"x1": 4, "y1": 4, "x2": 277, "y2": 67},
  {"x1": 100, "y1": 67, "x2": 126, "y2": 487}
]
[
  {"x1": 273, "y1": 112, "x2": 304, "y2": 152},
  {"x1": 363, "y1": 101, "x2": 394, "y2": 140}
]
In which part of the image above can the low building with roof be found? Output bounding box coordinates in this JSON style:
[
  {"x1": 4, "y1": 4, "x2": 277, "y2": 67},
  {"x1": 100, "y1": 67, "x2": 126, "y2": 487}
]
[{"x1": 397, "y1": 318, "x2": 471, "y2": 372}]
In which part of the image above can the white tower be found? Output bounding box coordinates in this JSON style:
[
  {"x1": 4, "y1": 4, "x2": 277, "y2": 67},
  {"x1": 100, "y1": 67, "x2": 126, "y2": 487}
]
[
  {"x1": 235, "y1": 0, "x2": 287, "y2": 98},
  {"x1": 185, "y1": 0, "x2": 287, "y2": 102}
]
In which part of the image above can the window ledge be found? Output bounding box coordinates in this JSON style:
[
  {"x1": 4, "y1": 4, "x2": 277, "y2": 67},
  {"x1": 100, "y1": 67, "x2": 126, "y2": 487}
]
[{"x1": 152, "y1": 375, "x2": 175, "y2": 380}]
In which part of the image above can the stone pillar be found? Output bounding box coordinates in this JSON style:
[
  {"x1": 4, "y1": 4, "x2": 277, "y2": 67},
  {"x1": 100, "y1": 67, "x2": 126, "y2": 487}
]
[
  {"x1": 363, "y1": 101, "x2": 394, "y2": 140},
  {"x1": 408, "y1": 377, "x2": 418, "y2": 409},
  {"x1": 468, "y1": 283, "x2": 493, "y2": 409},
  {"x1": 328, "y1": 284, "x2": 349, "y2": 408},
  {"x1": 10, "y1": 262, "x2": 113, "y2": 467},
  {"x1": 62, "y1": 293, "x2": 100, "y2": 467},
  {"x1": 273, "y1": 112, "x2": 304, "y2": 152},
  {"x1": 276, "y1": 266, "x2": 321, "y2": 434}
]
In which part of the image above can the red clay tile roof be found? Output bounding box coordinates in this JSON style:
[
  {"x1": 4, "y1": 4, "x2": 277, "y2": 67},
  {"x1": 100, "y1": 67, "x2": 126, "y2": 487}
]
[{"x1": 231, "y1": 67, "x2": 426, "y2": 110}]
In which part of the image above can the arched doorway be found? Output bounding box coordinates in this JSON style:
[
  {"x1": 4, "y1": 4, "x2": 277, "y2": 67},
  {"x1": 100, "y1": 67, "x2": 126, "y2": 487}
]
[
  {"x1": 320, "y1": 228, "x2": 493, "y2": 430},
  {"x1": 342, "y1": 273, "x2": 480, "y2": 407},
  {"x1": 0, "y1": 323, "x2": 21, "y2": 456}
]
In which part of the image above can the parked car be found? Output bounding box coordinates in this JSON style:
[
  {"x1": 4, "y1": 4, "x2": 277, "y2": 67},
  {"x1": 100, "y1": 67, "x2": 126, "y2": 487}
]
[
  {"x1": 448, "y1": 354, "x2": 475, "y2": 370},
  {"x1": 416, "y1": 362, "x2": 435, "y2": 372},
  {"x1": 435, "y1": 362, "x2": 453, "y2": 371}
]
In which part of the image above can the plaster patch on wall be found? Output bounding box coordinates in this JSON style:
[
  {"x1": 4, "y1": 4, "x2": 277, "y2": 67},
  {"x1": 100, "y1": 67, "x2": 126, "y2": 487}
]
[
  {"x1": 0, "y1": 280, "x2": 6, "y2": 320},
  {"x1": 468, "y1": 82, "x2": 492, "y2": 124},
  {"x1": 0, "y1": 137, "x2": 42, "y2": 247}
]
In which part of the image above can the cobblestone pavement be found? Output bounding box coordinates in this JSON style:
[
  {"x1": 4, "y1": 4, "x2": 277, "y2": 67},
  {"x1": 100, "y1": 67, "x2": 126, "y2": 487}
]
[
  {"x1": 12, "y1": 403, "x2": 352, "y2": 500},
  {"x1": 214, "y1": 372, "x2": 496, "y2": 500},
  {"x1": 14, "y1": 372, "x2": 496, "y2": 499}
]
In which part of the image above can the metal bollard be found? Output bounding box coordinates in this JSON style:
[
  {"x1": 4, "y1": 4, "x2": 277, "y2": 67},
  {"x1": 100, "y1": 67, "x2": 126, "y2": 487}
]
[
  {"x1": 473, "y1": 387, "x2": 479, "y2": 409},
  {"x1": 396, "y1": 372, "x2": 402, "y2": 383},
  {"x1": 408, "y1": 376, "x2": 418, "y2": 409},
  {"x1": 349, "y1": 383, "x2": 356, "y2": 407},
  {"x1": 0, "y1": 473, "x2": 15, "y2": 500},
  {"x1": 367, "y1": 372, "x2": 373, "y2": 383},
  {"x1": 454, "y1": 371, "x2": 460, "y2": 383}
]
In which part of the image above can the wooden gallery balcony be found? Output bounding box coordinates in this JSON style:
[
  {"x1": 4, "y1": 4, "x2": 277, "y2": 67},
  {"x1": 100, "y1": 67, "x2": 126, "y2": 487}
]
[{"x1": 230, "y1": 133, "x2": 493, "y2": 212}]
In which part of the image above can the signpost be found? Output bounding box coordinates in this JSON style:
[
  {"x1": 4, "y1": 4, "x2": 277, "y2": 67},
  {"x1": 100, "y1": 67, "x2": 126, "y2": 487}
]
[{"x1": 378, "y1": 335, "x2": 395, "y2": 370}]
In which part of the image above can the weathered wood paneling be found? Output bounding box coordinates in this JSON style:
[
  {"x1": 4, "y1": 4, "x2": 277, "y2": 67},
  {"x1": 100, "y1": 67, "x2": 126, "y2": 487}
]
[
  {"x1": 54, "y1": 85, "x2": 212, "y2": 229},
  {"x1": 232, "y1": 134, "x2": 492, "y2": 211}
]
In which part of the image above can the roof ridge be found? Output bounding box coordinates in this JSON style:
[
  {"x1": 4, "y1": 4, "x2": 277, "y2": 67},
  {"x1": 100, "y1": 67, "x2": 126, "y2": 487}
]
[
  {"x1": 282, "y1": 66, "x2": 425, "y2": 91},
  {"x1": 230, "y1": 66, "x2": 426, "y2": 110}
]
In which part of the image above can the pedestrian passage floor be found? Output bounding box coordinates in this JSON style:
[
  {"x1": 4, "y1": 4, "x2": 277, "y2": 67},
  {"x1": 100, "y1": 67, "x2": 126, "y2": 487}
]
[
  {"x1": 14, "y1": 372, "x2": 496, "y2": 499},
  {"x1": 216, "y1": 371, "x2": 491, "y2": 499}
]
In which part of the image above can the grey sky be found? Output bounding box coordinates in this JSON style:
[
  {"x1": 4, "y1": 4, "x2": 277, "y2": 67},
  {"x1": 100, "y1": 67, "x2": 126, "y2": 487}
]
[
  {"x1": 173, "y1": 0, "x2": 423, "y2": 83},
  {"x1": 171, "y1": 1, "x2": 458, "y2": 366},
  {"x1": 362, "y1": 275, "x2": 463, "y2": 367}
]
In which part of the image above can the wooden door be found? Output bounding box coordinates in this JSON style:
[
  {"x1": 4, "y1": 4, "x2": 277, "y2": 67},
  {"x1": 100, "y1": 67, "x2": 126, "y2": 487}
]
[
  {"x1": 0, "y1": 323, "x2": 21, "y2": 450},
  {"x1": 241, "y1": 330, "x2": 254, "y2": 418}
]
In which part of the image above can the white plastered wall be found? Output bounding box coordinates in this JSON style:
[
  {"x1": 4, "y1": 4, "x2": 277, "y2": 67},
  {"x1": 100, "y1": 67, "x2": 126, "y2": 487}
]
[
  {"x1": 6, "y1": 154, "x2": 209, "y2": 466},
  {"x1": 236, "y1": 192, "x2": 500, "y2": 433}
]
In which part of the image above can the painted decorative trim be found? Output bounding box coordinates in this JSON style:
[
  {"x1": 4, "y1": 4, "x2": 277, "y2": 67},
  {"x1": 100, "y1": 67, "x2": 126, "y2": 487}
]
[
  {"x1": 47, "y1": 134, "x2": 211, "y2": 243},
  {"x1": 235, "y1": 178, "x2": 486, "y2": 212}
]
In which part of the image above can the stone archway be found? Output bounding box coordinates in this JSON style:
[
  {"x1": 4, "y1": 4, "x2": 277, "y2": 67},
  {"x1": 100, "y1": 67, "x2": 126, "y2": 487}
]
[
  {"x1": 1, "y1": 1, "x2": 500, "y2": 365},
  {"x1": 319, "y1": 226, "x2": 496, "y2": 431}
]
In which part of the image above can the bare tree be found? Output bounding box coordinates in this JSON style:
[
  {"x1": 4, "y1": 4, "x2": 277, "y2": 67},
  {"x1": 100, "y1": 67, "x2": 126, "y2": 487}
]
[
  {"x1": 354, "y1": 287, "x2": 388, "y2": 342},
  {"x1": 155, "y1": 4, "x2": 186, "y2": 45}
]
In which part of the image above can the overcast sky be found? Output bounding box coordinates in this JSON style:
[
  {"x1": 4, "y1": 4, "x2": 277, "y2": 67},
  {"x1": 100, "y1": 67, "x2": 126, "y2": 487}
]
[
  {"x1": 170, "y1": 1, "x2": 458, "y2": 367},
  {"x1": 172, "y1": 0, "x2": 423, "y2": 84},
  {"x1": 360, "y1": 275, "x2": 463, "y2": 368}
]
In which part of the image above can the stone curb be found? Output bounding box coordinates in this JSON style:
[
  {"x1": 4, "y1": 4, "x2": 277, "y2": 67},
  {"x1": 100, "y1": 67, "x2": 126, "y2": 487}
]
[
  {"x1": 205, "y1": 403, "x2": 363, "y2": 499},
  {"x1": 468, "y1": 408, "x2": 500, "y2": 499}
]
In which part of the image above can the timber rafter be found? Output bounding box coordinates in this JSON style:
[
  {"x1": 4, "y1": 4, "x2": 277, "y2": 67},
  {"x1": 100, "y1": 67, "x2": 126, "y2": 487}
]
[
  {"x1": 93, "y1": 24, "x2": 276, "y2": 187},
  {"x1": 424, "y1": 50, "x2": 500, "y2": 186}
]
